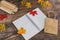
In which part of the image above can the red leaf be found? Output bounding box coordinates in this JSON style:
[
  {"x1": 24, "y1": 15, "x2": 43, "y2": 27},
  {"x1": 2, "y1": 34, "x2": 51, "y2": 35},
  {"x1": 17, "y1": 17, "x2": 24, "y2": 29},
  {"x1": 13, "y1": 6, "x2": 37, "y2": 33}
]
[
  {"x1": 0, "y1": 14, "x2": 7, "y2": 21},
  {"x1": 30, "y1": 10, "x2": 37, "y2": 16}
]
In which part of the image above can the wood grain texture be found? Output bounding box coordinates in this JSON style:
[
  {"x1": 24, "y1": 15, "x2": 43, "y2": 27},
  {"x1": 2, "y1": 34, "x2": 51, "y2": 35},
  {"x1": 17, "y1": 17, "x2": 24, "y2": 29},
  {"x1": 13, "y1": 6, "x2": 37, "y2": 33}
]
[{"x1": 0, "y1": 0, "x2": 60, "y2": 40}]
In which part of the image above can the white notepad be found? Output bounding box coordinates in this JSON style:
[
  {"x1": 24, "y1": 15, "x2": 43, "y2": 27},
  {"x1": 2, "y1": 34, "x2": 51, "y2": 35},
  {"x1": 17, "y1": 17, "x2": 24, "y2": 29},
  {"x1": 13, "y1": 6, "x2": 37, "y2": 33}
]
[{"x1": 13, "y1": 8, "x2": 47, "y2": 40}]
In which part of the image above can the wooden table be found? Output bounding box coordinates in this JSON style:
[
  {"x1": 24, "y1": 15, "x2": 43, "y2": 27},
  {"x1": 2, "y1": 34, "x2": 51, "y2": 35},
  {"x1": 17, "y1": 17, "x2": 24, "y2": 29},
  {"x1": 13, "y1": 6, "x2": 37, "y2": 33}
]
[{"x1": 0, "y1": 0, "x2": 60, "y2": 40}]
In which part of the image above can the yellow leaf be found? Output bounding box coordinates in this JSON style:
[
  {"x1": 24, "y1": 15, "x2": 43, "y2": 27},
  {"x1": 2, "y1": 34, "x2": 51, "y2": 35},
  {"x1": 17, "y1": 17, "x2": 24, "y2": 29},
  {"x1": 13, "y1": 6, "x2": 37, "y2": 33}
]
[
  {"x1": 41, "y1": 1, "x2": 51, "y2": 8},
  {"x1": 45, "y1": 1, "x2": 51, "y2": 7},
  {"x1": 17, "y1": 27, "x2": 26, "y2": 34},
  {"x1": 0, "y1": 24, "x2": 6, "y2": 32},
  {"x1": 37, "y1": 0, "x2": 43, "y2": 3},
  {"x1": 21, "y1": 1, "x2": 26, "y2": 5},
  {"x1": 25, "y1": 2, "x2": 32, "y2": 8}
]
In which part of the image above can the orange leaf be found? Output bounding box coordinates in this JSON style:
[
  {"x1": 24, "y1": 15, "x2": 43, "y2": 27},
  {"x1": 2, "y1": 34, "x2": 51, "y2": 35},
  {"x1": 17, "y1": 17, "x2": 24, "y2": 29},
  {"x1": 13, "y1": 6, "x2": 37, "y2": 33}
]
[{"x1": 17, "y1": 27, "x2": 26, "y2": 34}]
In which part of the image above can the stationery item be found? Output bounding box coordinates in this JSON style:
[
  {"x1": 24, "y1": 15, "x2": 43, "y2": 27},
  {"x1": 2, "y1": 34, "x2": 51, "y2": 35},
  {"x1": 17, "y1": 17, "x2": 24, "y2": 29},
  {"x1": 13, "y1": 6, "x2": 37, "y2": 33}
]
[
  {"x1": 1, "y1": 0, "x2": 18, "y2": 12},
  {"x1": 44, "y1": 11, "x2": 58, "y2": 35},
  {"x1": 13, "y1": 8, "x2": 47, "y2": 40},
  {"x1": 0, "y1": 4, "x2": 14, "y2": 14},
  {"x1": 0, "y1": 0, "x2": 18, "y2": 14}
]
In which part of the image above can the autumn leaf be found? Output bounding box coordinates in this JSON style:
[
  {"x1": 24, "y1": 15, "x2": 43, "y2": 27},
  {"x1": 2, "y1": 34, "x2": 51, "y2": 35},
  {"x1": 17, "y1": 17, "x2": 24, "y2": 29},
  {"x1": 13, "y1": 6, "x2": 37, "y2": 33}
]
[
  {"x1": 20, "y1": 1, "x2": 26, "y2": 5},
  {"x1": 25, "y1": 2, "x2": 32, "y2": 8},
  {"x1": 17, "y1": 27, "x2": 26, "y2": 34},
  {"x1": 0, "y1": 24, "x2": 6, "y2": 32},
  {"x1": 45, "y1": 1, "x2": 51, "y2": 7},
  {"x1": 37, "y1": 0, "x2": 44, "y2": 4}
]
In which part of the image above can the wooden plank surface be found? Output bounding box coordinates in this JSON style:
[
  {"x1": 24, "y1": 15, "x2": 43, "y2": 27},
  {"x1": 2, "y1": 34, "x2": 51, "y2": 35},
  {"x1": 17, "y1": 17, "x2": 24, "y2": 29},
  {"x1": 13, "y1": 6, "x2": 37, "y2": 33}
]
[{"x1": 0, "y1": 0, "x2": 60, "y2": 40}]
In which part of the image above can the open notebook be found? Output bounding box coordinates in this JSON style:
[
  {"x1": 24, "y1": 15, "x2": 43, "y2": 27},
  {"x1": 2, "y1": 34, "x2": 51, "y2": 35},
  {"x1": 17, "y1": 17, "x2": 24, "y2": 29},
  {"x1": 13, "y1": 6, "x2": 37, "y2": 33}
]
[{"x1": 13, "y1": 8, "x2": 47, "y2": 40}]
